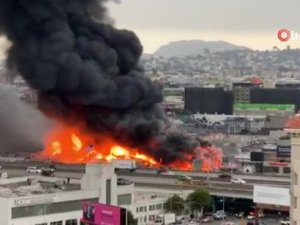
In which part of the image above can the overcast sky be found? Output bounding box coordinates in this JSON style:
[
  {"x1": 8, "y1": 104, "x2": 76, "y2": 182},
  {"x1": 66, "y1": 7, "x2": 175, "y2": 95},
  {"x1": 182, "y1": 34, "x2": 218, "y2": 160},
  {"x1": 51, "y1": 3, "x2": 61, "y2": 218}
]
[
  {"x1": 0, "y1": 0, "x2": 299, "y2": 58},
  {"x1": 108, "y1": 0, "x2": 300, "y2": 53}
]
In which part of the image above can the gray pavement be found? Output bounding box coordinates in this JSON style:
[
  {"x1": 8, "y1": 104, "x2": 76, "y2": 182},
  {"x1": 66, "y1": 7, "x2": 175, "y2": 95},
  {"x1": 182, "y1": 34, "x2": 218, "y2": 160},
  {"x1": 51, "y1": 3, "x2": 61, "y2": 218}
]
[{"x1": 201, "y1": 217, "x2": 281, "y2": 225}]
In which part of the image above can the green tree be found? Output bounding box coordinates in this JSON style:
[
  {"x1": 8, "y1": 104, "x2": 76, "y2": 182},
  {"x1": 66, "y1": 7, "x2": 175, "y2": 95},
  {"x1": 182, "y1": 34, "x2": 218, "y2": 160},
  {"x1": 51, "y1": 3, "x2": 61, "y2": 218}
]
[
  {"x1": 187, "y1": 188, "x2": 211, "y2": 216},
  {"x1": 164, "y1": 194, "x2": 185, "y2": 215},
  {"x1": 127, "y1": 210, "x2": 138, "y2": 225}
]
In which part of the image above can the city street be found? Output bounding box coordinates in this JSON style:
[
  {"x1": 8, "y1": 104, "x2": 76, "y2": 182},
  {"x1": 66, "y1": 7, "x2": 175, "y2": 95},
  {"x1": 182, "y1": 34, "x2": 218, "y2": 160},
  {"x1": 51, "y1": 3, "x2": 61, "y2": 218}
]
[{"x1": 196, "y1": 217, "x2": 281, "y2": 225}]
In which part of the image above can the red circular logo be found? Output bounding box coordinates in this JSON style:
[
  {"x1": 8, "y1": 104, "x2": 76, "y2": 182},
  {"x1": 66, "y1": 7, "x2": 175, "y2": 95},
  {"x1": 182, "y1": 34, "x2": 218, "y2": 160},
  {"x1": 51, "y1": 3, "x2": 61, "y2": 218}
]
[{"x1": 278, "y1": 29, "x2": 291, "y2": 42}]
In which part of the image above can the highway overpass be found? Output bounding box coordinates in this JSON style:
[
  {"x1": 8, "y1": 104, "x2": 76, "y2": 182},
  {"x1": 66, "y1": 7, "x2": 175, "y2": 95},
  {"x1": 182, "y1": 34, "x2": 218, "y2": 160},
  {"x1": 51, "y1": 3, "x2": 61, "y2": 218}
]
[{"x1": 1, "y1": 161, "x2": 290, "y2": 200}]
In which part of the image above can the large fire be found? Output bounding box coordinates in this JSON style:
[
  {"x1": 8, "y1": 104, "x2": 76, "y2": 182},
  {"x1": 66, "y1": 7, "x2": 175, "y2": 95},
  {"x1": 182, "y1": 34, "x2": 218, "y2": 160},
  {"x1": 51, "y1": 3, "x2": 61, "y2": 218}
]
[
  {"x1": 38, "y1": 125, "x2": 159, "y2": 166},
  {"x1": 38, "y1": 125, "x2": 223, "y2": 171}
]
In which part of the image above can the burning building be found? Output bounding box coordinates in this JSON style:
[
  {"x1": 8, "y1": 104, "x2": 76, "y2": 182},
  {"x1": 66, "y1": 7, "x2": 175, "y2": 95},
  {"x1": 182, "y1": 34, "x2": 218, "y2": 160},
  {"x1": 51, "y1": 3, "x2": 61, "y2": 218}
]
[{"x1": 0, "y1": 0, "x2": 222, "y2": 170}]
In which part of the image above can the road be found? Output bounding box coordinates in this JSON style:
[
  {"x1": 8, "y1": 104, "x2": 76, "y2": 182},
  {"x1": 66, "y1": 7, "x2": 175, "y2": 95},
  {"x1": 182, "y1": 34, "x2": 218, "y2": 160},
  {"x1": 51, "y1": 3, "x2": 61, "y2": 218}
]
[
  {"x1": 0, "y1": 161, "x2": 290, "y2": 185},
  {"x1": 203, "y1": 217, "x2": 281, "y2": 225},
  {"x1": 2, "y1": 165, "x2": 289, "y2": 200}
]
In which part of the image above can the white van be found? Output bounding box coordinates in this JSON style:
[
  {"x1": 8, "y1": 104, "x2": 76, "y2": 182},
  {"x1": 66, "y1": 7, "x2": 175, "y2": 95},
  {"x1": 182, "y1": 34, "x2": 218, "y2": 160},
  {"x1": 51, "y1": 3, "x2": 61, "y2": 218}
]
[{"x1": 111, "y1": 159, "x2": 137, "y2": 172}]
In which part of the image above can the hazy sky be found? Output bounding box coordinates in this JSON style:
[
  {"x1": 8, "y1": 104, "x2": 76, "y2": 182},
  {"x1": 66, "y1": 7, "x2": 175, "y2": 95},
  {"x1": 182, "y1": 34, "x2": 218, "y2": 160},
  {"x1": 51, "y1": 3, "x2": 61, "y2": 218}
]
[
  {"x1": 107, "y1": 0, "x2": 300, "y2": 53},
  {"x1": 0, "y1": 0, "x2": 299, "y2": 58}
]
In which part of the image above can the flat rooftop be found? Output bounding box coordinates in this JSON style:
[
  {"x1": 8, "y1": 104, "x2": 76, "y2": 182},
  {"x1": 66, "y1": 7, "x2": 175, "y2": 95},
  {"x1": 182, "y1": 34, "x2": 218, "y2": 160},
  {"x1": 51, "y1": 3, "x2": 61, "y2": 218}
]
[
  {"x1": 0, "y1": 176, "x2": 81, "y2": 198},
  {"x1": 134, "y1": 191, "x2": 170, "y2": 204}
]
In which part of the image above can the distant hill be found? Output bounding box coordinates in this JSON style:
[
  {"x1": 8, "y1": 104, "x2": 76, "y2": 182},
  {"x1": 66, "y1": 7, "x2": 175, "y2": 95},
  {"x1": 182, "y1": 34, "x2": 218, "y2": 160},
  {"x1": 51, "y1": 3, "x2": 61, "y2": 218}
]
[{"x1": 154, "y1": 40, "x2": 249, "y2": 58}]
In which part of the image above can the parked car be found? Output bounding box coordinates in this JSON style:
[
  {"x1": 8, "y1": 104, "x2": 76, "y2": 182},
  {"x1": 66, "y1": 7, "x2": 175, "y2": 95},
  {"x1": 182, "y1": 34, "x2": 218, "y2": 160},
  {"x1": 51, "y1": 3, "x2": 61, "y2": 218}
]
[
  {"x1": 200, "y1": 216, "x2": 214, "y2": 223},
  {"x1": 213, "y1": 210, "x2": 227, "y2": 220},
  {"x1": 231, "y1": 178, "x2": 246, "y2": 184},
  {"x1": 41, "y1": 168, "x2": 55, "y2": 177},
  {"x1": 117, "y1": 178, "x2": 132, "y2": 185},
  {"x1": 26, "y1": 167, "x2": 42, "y2": 174},
  {"x1": 54, "y1": 180, "x2": 65, "y2": 190},
  {"x1": 280, "y1": 217, "x2": 290, "y2": 225},
  {"x1": 218, "y1": 173, "x2": 231, "y2": 179},
  {"x1": 234, "y1": 212, "x2": 244, "y2": 218},
  {"x1": 247, "y1": 211, "x2": 264, "y2": 220}
]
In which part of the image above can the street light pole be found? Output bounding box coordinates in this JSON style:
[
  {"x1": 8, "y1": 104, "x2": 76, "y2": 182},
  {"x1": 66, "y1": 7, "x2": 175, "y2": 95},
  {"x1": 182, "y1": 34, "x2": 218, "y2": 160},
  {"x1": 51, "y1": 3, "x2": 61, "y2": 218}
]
[
  {"x1": 222, "y1": 198, "x2": 225, "y2": 221},
  {"x1": 230, "y1": 160, "x2": 234, "y2": 178}
]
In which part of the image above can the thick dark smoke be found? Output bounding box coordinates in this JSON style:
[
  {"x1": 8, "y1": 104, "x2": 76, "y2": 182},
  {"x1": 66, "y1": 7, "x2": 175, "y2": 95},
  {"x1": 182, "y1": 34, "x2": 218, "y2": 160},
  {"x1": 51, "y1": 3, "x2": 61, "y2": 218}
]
[
  {"x1": 0, "y1": 0, "x2": 196, "y2": 163},
  {"x1": 0, "y1": 86, "x2": 51, "y2": 154}
]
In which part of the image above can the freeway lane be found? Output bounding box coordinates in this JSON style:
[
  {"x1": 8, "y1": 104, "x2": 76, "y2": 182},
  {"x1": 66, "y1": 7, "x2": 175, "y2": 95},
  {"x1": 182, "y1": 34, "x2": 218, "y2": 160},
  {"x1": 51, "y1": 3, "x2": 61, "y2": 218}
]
[
  {"x1": 3, "y1": 167, "x2": 289, "y2": 193},
  {"x1": 2, "y1": 169, "x2": 254, "y2": 199},
  {"x1": 0, "y1": 161, "x2": 290, "y2": 186}
]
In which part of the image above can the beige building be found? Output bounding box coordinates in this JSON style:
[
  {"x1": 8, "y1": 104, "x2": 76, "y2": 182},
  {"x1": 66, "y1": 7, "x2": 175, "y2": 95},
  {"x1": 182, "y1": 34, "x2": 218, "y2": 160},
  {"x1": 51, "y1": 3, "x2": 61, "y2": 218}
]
[{"x1": 285, "y1": 114, "x2": 300, "y2": 225}]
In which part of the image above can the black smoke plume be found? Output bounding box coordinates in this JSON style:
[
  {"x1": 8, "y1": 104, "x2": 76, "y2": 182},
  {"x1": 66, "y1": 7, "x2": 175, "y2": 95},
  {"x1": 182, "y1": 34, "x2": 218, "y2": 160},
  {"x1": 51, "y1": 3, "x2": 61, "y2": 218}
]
[{"x1": 0, "y1": 0, "x2": 197, "y2": 163}]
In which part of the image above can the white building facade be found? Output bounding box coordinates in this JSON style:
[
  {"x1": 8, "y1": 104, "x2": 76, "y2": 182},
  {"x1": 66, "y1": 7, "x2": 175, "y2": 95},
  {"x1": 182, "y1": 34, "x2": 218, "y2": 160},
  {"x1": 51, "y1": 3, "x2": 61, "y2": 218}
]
[{"x1": 0, "y1": 164, "x2": 117, "y2": 225}]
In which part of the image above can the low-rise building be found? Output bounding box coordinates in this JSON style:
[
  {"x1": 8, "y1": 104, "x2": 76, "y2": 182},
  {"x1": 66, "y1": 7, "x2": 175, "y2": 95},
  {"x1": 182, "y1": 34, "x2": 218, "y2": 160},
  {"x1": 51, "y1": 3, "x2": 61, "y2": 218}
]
[
  {"x1": 0, "y1": 163, "x2": 186, "y2": 225},
  {"x1": 0, "y1": 164, "x2": 119, "y2": 225}
]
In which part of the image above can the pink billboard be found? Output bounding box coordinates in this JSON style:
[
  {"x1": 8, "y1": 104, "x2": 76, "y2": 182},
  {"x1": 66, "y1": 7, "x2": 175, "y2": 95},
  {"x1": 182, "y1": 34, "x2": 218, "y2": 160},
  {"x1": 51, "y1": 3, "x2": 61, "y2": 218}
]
[{"x1": 81, "y1": 202, "x2": 126, "y2": 225}]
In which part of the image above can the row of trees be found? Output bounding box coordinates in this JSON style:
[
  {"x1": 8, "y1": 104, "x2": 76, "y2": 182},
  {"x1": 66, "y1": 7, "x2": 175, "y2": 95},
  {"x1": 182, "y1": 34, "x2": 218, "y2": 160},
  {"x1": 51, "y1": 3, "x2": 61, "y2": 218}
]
[{"x1": 164, "y1": 188, "x2": 211, "y2": 216}]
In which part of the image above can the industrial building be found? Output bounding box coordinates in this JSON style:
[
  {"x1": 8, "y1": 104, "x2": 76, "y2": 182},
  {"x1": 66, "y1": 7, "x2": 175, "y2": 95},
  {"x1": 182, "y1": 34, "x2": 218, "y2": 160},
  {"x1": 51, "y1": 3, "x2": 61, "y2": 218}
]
[
  {"x1": 184, "y1": 87, "x2": 233, "y2": 114},
  {"x1": 250, "y1": 88, "x2": 300, "y2": 111}
]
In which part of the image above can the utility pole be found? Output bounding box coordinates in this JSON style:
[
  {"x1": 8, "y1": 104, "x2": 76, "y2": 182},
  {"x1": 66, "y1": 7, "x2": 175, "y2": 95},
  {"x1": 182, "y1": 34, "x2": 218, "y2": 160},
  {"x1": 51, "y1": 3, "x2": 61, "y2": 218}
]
[{"x1": 222, "y1": 196, "x2": 225, "y2": 221}]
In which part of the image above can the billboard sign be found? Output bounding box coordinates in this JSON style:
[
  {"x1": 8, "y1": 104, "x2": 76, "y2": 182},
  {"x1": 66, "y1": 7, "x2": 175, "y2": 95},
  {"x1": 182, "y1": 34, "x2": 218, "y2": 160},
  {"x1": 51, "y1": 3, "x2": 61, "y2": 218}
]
[
  {"x1": 253, "y1": 186, "x2": 290, "y2": 206},
  {"x1": 277, "y1": 145, "x2": 291, "y2": 158},
  {"x1": 81, "y1": 202, "x2": 126, "y2": 225}
]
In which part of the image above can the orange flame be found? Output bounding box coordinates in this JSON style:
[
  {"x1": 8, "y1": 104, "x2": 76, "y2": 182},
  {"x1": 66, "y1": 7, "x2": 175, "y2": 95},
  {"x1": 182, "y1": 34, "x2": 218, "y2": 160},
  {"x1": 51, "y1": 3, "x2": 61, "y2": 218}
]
[
  {"x1": 71, "y1": 134, "x2": 82, "y2": 152},
  {"x1": 198, "y1": 146, "x2": 223, "y2": 172},
  {"x1": 38, "y1": 124, "x2": 223, "y2": 171},
  {"x1": 38, "y1": 125, "x2": 159, "y2": 166}
]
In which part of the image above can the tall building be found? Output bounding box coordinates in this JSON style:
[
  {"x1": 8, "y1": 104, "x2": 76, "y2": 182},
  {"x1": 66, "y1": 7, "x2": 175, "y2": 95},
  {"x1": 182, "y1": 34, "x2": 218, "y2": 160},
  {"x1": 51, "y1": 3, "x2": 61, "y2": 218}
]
[
  {"x1": 232, "y1": 82, "x2": 253, "y2": 103},
  {"x1": 233, "y1": 77, "x2": 262, "y2": 103},
  {"x1": 284, "y1": 115, "x2": 300, "y2": 225},
  {"x1": 250, "y1": 88, "x2": 300, "y2": 111},
  {"x1": 184, "y1": 87, "x2": 233, "y2": 114}
]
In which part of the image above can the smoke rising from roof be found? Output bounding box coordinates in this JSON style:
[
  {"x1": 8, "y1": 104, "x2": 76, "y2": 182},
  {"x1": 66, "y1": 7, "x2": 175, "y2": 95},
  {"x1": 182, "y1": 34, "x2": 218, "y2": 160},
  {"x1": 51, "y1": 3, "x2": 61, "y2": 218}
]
[
  {"x1": 0, "y1": 86, "x2": 50, "y2": 153},
  {"x1": 0, "y1": 0, "x2": 196, "y2": 162}
]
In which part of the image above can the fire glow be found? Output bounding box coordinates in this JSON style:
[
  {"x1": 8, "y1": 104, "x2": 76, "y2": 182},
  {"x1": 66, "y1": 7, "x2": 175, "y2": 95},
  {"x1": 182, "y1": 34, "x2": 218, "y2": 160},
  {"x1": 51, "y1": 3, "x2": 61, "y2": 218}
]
[
  {"x1": 39, "y1": 125, "x2": 223, "y2": 171},
  {"x1": 39, "y1": 125, "x2": 159, "y2": 166}
]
